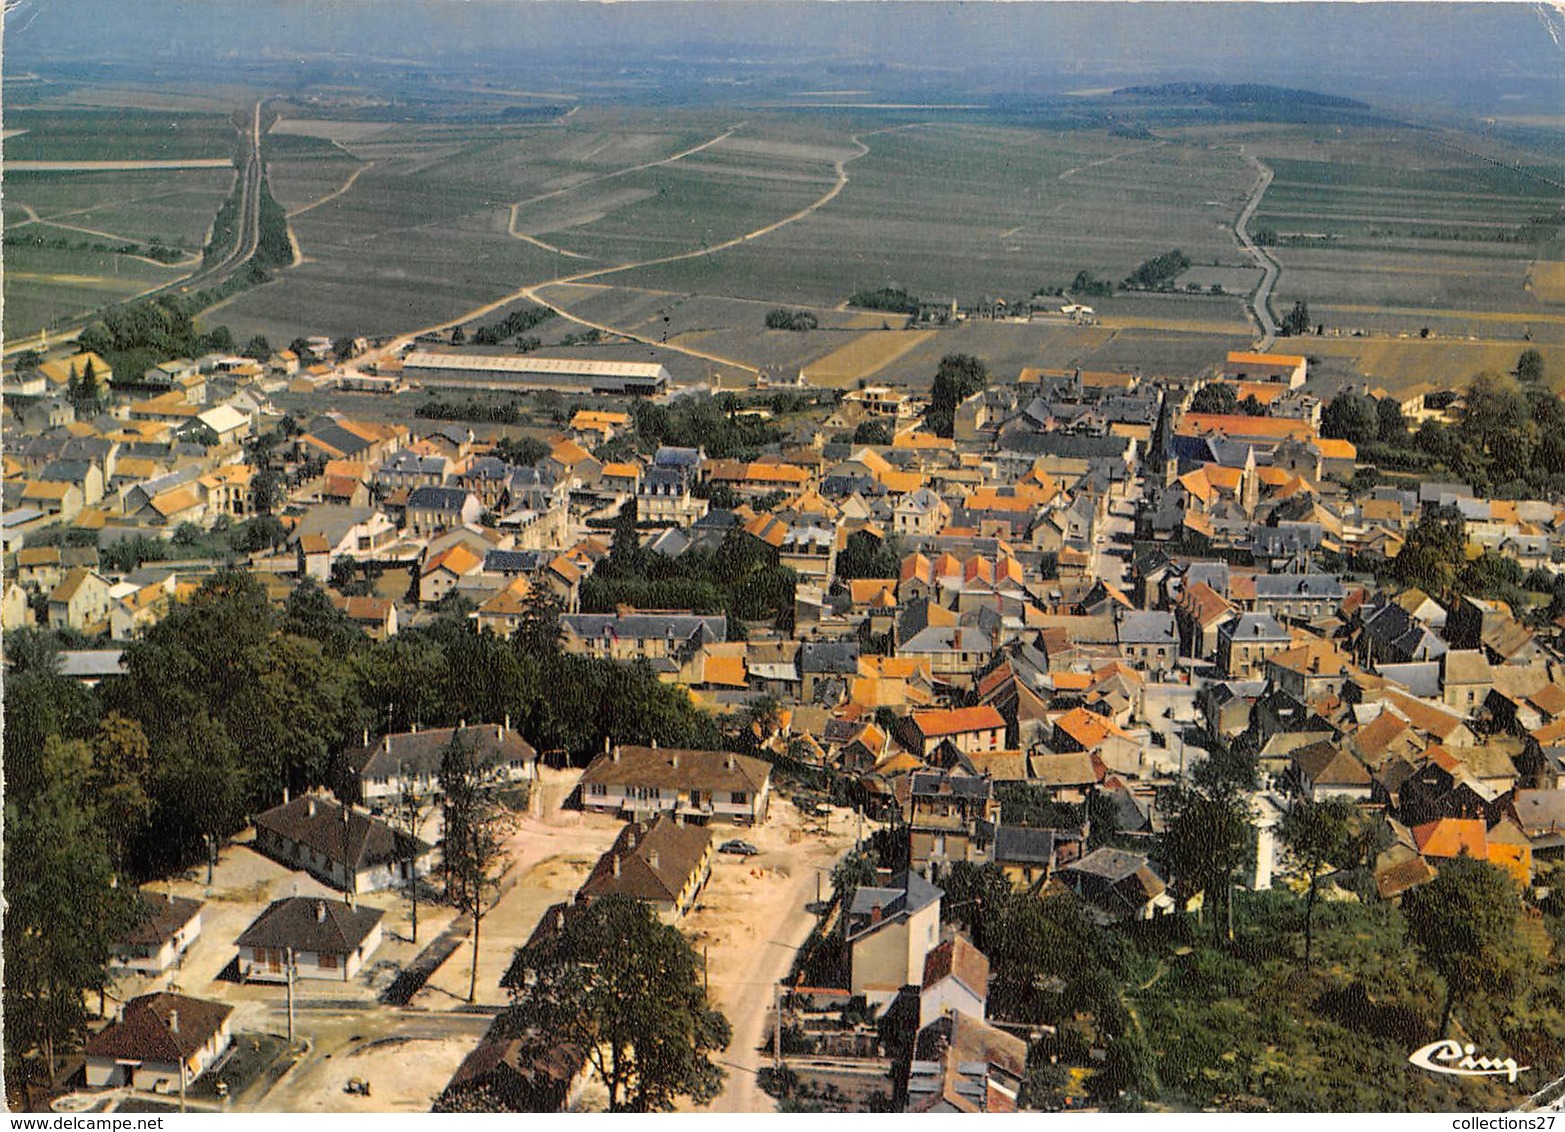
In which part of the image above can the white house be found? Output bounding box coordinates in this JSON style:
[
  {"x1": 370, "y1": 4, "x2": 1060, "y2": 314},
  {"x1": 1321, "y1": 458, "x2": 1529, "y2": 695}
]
[
  {"x1": 919, "y1": 933, "x2": 990, "y2": 1029},
  {"x1": 577, "y1": 744, "x2": 771, "y2": 825},
  {"x1": 252, "y1": 794, "x2": 434, "y2": 895},
  {"x1": 235, "y1": 897, "x2": 385, "y2": 982},
  {"x1": 84, "y1": 992, "x2": 233, "y2": 1092},
  {"x1": 845, "y1": 870, "x2": 944, "y2": 1007},
  {"x1": 345, "y1": 721, "x2": 537, "y2": 808},
  {"x1": 111, "y1": 892, "x2": 203, "y2": 975}
]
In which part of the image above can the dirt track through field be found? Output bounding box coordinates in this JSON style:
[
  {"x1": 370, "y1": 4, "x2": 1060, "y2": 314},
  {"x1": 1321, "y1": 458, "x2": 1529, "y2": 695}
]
[
  {"x1": 285, "y1": 162, "x2": 375, "y2": 218},
  {"x1": 390, "y1": 122, "x2": 930, "y2": 379}
]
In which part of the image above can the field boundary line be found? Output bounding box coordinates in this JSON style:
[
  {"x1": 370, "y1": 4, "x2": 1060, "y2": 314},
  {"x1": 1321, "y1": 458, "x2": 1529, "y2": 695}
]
[
  {"x1": 395, "y1": 123, "x2": 925, "y2": 379},
  {"x1": 285, "y1": 161, "x2": 375, "y2": 218}
]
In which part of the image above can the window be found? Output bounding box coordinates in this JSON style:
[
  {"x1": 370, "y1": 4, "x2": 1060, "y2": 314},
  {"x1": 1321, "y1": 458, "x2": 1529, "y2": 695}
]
[
  {"x1": 319, "y1": 952, "x2": 337, "y2": 969},
  {"x1": 588, "y1": 784, "x2": 607, "y2": 797},
  {"x1": 732, "y1": 792, "x2": 748, "y2": 805}
]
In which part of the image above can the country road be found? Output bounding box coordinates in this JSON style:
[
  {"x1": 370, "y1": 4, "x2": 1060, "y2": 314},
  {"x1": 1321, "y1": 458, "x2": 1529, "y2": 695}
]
[
  {"x1": 1234, "y1": 148, "x2": 1281, "y2": 350},
  {"x1": 368, "y1": 123, "x2": 923, "y2": 382}
]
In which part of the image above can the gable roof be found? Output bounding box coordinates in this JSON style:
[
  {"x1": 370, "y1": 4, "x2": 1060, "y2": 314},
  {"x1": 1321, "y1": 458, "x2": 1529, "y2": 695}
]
[
  {"x1": 349, "y1": 723, "x2": 536, "y2": 782},
  {"x1": 580, "y1": 745, "x2": 769, "y2": 794},
  {"x1": 254, "y1": 794, "x2": 431, "y2": 874},
  {"x1": 578, "y1": 814, "x2": 712, "y2": 906},
  {"x1": 911, "y1": 705, "x2": 1005, "y2": 738},
  {"x1": 922, "y1": 933, "x2": 991, "y2": 999}
]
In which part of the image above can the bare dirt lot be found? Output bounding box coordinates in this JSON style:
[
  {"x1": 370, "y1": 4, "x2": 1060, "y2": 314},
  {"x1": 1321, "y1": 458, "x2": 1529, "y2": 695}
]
[{"x1": 680, "y1": 800, "x2": 867, "y2": 1113}]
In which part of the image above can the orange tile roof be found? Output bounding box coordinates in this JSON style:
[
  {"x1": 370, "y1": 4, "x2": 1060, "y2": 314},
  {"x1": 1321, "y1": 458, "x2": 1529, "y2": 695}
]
[
  {"x1": 1176, "y1": 414, "x2": 1316, "y2": 441},
  {"x1": 702, "y1": 655, "x2": 748, "y2": 687},
  {"x1": 1227, "y1": 351, "x2": 1306, "y2": 368},
  {"x1": 1411, "y1": 818, "x2": 1487, "y2": 860},
  {"x1": 424, "y1": 544, "x2": 482, "y2": 577},
  {"x1": 1314, "y1": 438, "x2": 1357, "y2": 460},
  {"x1": 911, "y1": 705, "x2": 1005, "y2": 738},
  {"x1": 849, "y1": 578, "x2": 897, "y2": 605},
  {"x1": 1053, "y1": 706, "x2": 1127, "y2": 748}
]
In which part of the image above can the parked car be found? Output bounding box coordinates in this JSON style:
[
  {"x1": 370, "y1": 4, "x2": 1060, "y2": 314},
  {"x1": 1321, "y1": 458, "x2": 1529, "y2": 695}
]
[{"x1": 719, "y1": 839, "x2": 760, "y2": 856}]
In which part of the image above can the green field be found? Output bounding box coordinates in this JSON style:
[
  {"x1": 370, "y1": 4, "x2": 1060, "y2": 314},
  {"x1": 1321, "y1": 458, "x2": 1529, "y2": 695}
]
[
  {"x1": 5, "y1": 107, "x2": 239, "y2": 162},
  {"x1": 3, "y1": 243, "x2": 187, "y2": 338},
  {"x1": 11, "y1": 93, "x2": 1564, "y2": 395}
]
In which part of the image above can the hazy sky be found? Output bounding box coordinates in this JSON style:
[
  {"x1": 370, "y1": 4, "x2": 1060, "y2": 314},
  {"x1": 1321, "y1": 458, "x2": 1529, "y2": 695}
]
[{"x1": 5, "y1": 2, "x2": 1561, "y2": 116}]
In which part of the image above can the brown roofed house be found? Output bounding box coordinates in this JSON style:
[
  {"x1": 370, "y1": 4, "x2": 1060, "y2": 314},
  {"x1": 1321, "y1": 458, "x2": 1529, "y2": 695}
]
[
  {"x1": 85, "y1": 992, "x2": 233, "y2": 1091},
  {"x1": 577, "y1": 813, "x2": 714, "y2": 922}
]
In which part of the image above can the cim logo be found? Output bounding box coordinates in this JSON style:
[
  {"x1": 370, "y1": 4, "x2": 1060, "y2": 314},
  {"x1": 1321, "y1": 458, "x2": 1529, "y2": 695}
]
[{"x1": 1409, "y1": 1039, "x2": 1529, "y2": 1083}]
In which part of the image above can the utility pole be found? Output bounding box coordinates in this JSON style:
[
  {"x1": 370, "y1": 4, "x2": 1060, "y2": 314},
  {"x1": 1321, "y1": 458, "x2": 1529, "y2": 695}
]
[
  {"x1": 285, "y1": 946, "x2": 297, "y2": 1045},
  {"x1": 169, "y1": 1009, "x2": 186, "y2": 1114},
  {"x1": 773, "y1": 981, "x2": 783, "y2": 1071}
]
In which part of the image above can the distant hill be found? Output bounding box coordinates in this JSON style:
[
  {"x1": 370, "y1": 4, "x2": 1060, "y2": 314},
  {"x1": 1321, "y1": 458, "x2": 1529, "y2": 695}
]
[{"x1": 1113, "y1": 83, "x2": 1371, "y2": 111}]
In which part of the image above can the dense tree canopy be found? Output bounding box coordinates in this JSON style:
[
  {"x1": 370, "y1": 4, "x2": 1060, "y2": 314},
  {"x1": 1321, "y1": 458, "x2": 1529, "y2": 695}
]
[
  {"x1": 507, "y1": 895, "x2": 731, "y2": 1111},
  {"x1": 925, "y1": 353, "x2": 988, "y2": 437}
]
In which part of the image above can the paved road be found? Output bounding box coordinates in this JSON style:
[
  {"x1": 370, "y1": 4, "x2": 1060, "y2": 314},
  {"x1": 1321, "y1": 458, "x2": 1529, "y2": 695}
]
[{"x1": 1233, "y1": 149, "x2": 1280, "y2": 350}]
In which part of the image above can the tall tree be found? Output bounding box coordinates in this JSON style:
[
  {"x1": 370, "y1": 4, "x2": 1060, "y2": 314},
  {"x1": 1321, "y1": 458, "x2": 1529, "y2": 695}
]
[
  {"x1": 509, "y1": 895, "x2": 731, "y2": 1111},
  {"x1": 925, "y1": 353, "x2": 989, "y2": 438},
  {"x1": 1276, "y1": 796, "x2": 1356, "y2": 966},
  {"x1": 1403, "y1": 855, "x2": 1533, "y2": 1035},
  {"x1": 1517, "y1": 347, "x2": 1546, "y2": 385},
  {"x1": 91, "y1": 714, "x2": 154, "y2": 870},
  {"x1": 3, "y1": 737, "x2": 136, "y2": 1101},
  {"x1": 1158, "y1": 778, "x2": 1255, "y2": 944},
  {"x1": 389, "y1": 780, "x2": 435, "y2": 945},
  {"x1": 1189, "y1": 382, "x2": 1237, "y2": 415},
  {"x1": 440, "y1": 735, "x2": 513, "y2": 1003}
]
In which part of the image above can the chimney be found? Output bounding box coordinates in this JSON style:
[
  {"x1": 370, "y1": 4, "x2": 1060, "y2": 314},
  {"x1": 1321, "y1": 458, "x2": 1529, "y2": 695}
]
[
  {"x1": 647, "y1": 849, "x2": 660, "y2": 871},
  {"x1": 168, "y1": 1009, "x2": 180, "y2": 1036},
  {"x1": 307, "y1": 797, "x2": 316, "y2": 818},
  {"x1": 652, "y1": 739, "x2": 659, "y2": 750},
  {"x1": 870, "y1": 903, "x2": 883, "y2": 925},
  {"x1": 316, "y1": 900, "x2": 327, "y2": 922},
  {"x1": 612, "y1": 855, "x2": 621, "y2": 878},
  {"x1": 459, "y1": 719, "x2": 466, "y2": 731},
  {"x1": 670, "y1": 751, "x2": 679, "y2": 769},
  {"x1": 411, "y1": 721, "x2": 418, "y2": 733},
  {"x1": 284, "y1": 784, "x2": 291, "y2": 804},
  {"x1": 555, "y1": 908, "x2": 565, "y2": 931},
  {"x1": 725, "y1": 753, "x2": 734, "y2": 771},
  {"x1": 363, "y1": 727, "x2": 369, "y2": 747},
  {"x1": 611, "y1": 745, "x2": 621, "y2": 764}
]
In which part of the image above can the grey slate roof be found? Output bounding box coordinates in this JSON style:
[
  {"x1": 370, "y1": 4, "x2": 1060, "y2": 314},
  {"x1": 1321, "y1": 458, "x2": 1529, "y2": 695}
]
[
  {"x1": 993, "y1": 825, "x2": 1059, "y2": 865},
  {"x1": 846, "y1": 869, "x2": 944, "y2": 940},
  {"x1": 348, "y1": 723, "x2": 536, "y2": 784},
  {"x1": 799, "y1": 640, "x2": 859, "y2": 674},
  {"x1": 407, "y1": 485, "x2": 474, "y2": 512},
  {"x1": 1118, "y1": 610, "x2": 1177, "y2": 646},
  {"x1": 1252, "y1": 573, "x2": 1345, "y2": 600}
]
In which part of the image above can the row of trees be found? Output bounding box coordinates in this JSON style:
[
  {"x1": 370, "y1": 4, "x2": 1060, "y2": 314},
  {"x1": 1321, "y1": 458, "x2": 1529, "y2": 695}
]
[
  {"x1": 1323, "y1": 352, "x2": 1561, "y2": 497},
  {"x1": 3, "y1": 569, "x2": 737, "y2": 1095}
]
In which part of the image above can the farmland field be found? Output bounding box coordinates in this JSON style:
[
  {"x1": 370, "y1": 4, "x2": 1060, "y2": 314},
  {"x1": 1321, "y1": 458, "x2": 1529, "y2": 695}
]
[
  {"x1": 9, "y1": 92, "x2": 1564, "y2": 397},
  {"x1": 3, "y1": 244, "x2": 187, "y2": 339},
  {"x1": 800, "y1": 330, "x2": 938, "y2": 386},
  {"x1": 5, "y1": 168, "x2": 237, "y2": 250},
  {"x1": 612, "y1": 123, "x2": 1259, "y2": 310},
  {"x1": 3, "y1": 108, "x2": 240, "y2": 162},
  {"x1": 1208, "y1": 123, "x2": 1565, "y2": 328}
]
